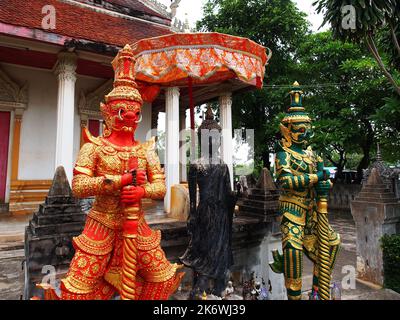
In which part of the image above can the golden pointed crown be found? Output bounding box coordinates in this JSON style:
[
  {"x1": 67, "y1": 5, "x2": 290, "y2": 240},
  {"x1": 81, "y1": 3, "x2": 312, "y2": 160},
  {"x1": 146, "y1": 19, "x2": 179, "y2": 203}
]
[
  {"x1": 282, "y1": 81, "x2": 310, "y2": 124},
  {"x1": 105, "y1": 44, "x2": 143, "y2": 104}
]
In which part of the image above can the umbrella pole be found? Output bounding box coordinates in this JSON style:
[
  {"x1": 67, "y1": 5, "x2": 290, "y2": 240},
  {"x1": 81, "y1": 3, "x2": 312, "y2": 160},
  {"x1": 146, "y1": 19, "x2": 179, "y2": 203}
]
[{"x1": 188, "y1": 77, "x2": 196, "y2": 162}]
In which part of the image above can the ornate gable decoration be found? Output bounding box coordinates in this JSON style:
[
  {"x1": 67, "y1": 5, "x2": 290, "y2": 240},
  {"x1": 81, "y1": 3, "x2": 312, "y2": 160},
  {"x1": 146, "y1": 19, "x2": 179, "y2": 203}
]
[
  {"x1": 0, "y1": 67, "x2": 28, "y2": 109},
  {"x1": 78, "y1": 79, "x2": 112, "y2": 119},
  {"x1": 140, "y1": 0, "x2": 171, "y2": 18}
]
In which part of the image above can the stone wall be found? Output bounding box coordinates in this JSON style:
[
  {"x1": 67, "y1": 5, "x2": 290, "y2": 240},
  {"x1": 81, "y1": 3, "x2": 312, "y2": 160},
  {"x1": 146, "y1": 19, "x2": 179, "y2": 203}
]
[
  {"x1": 329, "y1": 183, "x2": 362, "y2": 211},
  {"x1": 158, "y1": 217, "x2": 286, "y2": 300}
]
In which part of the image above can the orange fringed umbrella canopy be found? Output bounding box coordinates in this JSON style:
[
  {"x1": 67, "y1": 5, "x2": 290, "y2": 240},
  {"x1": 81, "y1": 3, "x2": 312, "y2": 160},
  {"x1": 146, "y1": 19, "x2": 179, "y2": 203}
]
[
  {"x1": 128, "y1": 32, "x2": 271, "y2": 89},
  {"x1": 115, "y1": 32, "x2": 271, "y2": 135}
]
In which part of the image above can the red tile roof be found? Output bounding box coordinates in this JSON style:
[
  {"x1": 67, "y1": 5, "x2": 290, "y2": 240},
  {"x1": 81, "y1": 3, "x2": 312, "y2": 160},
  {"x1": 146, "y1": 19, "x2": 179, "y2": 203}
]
[{"x1": 0, "y1": 0, "x2": 172, "y2": 47}]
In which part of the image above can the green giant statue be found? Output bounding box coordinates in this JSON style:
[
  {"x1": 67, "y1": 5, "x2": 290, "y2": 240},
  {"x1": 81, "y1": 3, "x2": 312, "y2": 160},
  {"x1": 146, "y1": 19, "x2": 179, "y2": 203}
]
[{"x1": 270, "y1": 82, "x2": 341, "y2": 300}]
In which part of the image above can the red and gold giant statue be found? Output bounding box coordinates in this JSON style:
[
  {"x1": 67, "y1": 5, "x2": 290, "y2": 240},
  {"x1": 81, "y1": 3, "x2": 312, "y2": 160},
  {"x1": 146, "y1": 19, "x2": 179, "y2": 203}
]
[{"x1": 42, "y1": 45, "x2": 183, "y2": 300}]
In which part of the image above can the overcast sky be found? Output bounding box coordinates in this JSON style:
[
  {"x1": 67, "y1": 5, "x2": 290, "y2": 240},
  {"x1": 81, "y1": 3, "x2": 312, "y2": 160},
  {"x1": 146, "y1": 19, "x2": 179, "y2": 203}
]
[{"x1": 157, "y1": 0, "x2": 328, "y2": 32}]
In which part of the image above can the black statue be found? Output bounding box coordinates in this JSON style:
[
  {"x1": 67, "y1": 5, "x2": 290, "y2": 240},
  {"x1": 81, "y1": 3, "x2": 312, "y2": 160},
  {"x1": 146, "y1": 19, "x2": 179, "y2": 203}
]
[{"x1": 180, "y1": 107, "x2": 237, "y2": 297}]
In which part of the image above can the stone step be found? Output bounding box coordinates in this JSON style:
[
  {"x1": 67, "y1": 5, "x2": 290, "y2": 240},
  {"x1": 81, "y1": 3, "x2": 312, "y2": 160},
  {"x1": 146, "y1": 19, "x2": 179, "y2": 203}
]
[
  {"x1": 28, "y1": 220, "x2": 84, "y2": 237},
  {"x1": 0, "y1": 242, "x2": 24, "y2": 253},
  {"x1": 0, "y1": 233, "x2": 25, "y2": 251},
  {"x1": 355, "y1": 196, "x2": 398, "y2": 203},
  {"x1": 247, "y1": 193, "x2": 279, "y2": 201},
  {"x1": 362, "y1": 186, "x2": 389, "y2": 192},
  {"x1": 9, "y1": 202, "x2": 42, "y2": 215},
  {"x1": 238, "y1": 199, "x2": 278, "y2": 209},
  {"x1": 237, "y1": 203, "x2": 277, "y2": 215},
  {"x1": 9, "y1": 183, "x2": 50, "y2": 215},
  {"x1": 357, "y1": 191, "x2": 395, "y2": 199},
  {"x1": 33, "y1": 212, "x2": 86, "y2": 225},
  {"x1": 0, "y1": 248, "x2": 24, "y2": 260},
  {"x1": 10, "y1": 191, "x2": 48, "y2": 203},
  {"x1": 37, "y1": 203, "x2": 83, "y2": 215},
  {"x1": 235, "y1": 210, "x2": 278, "y2": 222},
  {"x1": 249, "y1": 188, "x2": 279, "y2": 196}
]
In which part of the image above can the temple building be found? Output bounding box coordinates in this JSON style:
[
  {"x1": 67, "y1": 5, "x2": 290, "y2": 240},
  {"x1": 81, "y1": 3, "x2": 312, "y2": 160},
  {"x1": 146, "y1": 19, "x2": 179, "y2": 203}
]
[{"x1": 0, "y1": 0, "x2": 238, "y2": 215}]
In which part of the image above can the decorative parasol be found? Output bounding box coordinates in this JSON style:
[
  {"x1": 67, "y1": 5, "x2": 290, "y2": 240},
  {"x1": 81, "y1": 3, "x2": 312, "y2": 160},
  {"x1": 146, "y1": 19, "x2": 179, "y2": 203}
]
[{"x1": 116, "y1": 32, "x2": 271, "y2": 154}]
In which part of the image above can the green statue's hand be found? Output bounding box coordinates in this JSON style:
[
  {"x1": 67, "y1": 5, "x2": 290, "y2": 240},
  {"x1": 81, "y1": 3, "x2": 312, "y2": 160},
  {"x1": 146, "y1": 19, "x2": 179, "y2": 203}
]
[
  {"x1": 317, "y1": 169, "x2": 330, "y2": 182},
  {"x1": 315, "y1": 180, "x2": 332, "y2": 197},
  {"x1": 316, "y1": 156, "x2": 330, "y2": 181}
]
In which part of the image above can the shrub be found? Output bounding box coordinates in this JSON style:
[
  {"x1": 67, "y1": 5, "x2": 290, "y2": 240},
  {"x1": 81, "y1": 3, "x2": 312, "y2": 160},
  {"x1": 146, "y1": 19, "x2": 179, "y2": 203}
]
[{"x1": 381, "y1": 234, "x2": 400, "y2": 294}]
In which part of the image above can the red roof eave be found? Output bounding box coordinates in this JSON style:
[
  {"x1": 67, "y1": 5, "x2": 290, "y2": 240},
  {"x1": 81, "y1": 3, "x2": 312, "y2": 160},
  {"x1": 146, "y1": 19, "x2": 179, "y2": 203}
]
[
  {"x1": 0, "y1": 0, "x2": 173, "y2": 48},
  {"x1": 0, "y1": 22, "x2": 77, "y2": 48}
]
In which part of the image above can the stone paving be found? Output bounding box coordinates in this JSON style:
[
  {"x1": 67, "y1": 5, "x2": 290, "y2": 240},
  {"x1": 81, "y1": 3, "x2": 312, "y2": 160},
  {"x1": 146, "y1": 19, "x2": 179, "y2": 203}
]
[
  {"x1": 0, "y1": 213, "x2": 28, "y2": 300},
  {"x1": 301, "y1": 210, "x2": 400, "y2": 300},
  {"x1": 0, "y1": 208, "x2": 399, "y2": 300}
]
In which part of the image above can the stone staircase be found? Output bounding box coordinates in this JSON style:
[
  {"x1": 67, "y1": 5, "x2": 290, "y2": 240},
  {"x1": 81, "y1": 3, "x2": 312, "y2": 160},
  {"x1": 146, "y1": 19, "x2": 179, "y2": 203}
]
[{"x1": 9, "y1": 180, "x2": 51, "y2": 215}]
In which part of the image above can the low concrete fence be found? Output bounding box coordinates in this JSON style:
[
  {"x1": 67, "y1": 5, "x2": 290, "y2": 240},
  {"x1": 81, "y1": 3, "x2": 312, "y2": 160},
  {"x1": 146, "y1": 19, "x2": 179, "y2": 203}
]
[{"x1": 329, "y1": 183, "x2": 362, "y2": 211}]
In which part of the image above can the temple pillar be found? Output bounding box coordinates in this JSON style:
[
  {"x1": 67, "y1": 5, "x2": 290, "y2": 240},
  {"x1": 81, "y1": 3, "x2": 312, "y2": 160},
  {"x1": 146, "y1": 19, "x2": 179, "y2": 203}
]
[
  {"x1": 179, "y1": 109, "x2": 187, "y2": 182},
  {"x1": 54, "y1": 52, "x2": 77, "y2": 184},
  {"x1": 219, "y1": 92, "x2": 234, "y2": 189},
  {"x1": 164, "y1": 87, "x2": 180, "y2": 213}
]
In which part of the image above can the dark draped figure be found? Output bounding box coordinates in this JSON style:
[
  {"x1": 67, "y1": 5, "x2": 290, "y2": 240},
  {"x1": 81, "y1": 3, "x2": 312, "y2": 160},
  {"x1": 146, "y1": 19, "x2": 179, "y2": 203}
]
[{"x1": 180, "y1": 107, "x2": 237, "y2": 297}]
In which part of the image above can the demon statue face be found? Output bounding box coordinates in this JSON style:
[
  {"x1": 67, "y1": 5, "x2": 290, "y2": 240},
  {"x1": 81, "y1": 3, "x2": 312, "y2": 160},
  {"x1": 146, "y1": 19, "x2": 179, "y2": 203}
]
[
  {"x1": 279, "y1": 82, "x2": 313, "y2": 148},
  {"x1": 100, "y1": 45, "x2": 143, "y2": 138}
]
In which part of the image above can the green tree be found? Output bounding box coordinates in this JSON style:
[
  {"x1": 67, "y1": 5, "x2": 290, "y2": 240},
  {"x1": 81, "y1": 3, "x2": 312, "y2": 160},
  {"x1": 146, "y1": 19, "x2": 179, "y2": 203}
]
[
  {"x1": 313, "y1": 0, "x2": 400, "y2": 96},
  {"x1": 197, "y1": 0, "x2": 310, "y2": 168},
  {"x1": 296, "y1": 31, "x2": 394, "y2": 181},
  {"x1": 372, "y1": 95, "x2": 400, "y2": 163}
]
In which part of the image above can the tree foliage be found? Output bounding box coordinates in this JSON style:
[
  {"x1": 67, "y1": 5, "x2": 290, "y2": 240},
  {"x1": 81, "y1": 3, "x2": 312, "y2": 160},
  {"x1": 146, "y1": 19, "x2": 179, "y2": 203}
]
[
  {"x1": 196, "y1": 0, "x2": 400, "y2": 178},
  {"x1": 296, "y1": 31, "x2": 400, "y2": 179},
  {"x1": 313, "y1": 0, "x2": 400, "y2": 95},
  {"x1": 197, "y1": 0, "x2": 309, "y2": 168}
]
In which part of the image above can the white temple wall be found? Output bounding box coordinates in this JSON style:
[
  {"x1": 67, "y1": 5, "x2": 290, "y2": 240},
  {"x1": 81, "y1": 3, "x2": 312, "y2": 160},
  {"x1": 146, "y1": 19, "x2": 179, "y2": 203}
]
[
  {"x1": 2, "y1": 64, "x2": 59, "y2": 180},
  {"x1": 2, "y1": 64, "x2": 121, "y2": 180}
]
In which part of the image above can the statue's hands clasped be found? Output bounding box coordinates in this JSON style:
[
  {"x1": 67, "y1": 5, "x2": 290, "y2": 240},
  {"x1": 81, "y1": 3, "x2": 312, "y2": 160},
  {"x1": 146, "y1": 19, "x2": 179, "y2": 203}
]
[
  {"x1": 315, "y1": 179, "x2": 332, "y2": 198},
  {"x1": 121, "y1": 169, "x2": 147, "y2": 187},
  {"x1": 121, "y1": 185, "x2": 145, "y2": 205},
  {"x1": 121, "y1": 169, "x2": 147, "y2": 205}
]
